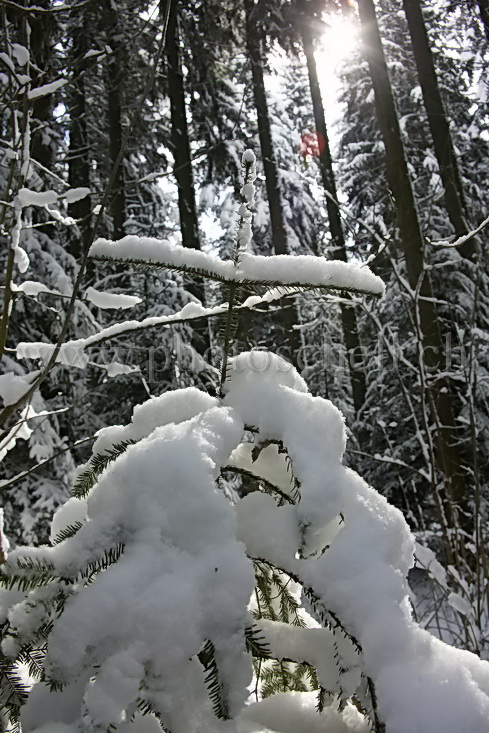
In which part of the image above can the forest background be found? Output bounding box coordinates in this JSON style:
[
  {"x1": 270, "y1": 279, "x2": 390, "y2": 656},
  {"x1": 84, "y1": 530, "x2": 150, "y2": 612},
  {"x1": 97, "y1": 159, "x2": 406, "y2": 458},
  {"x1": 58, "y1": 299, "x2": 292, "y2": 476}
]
[{"x1": 1, "y1": 0, "x2": 489, "y2": 729}]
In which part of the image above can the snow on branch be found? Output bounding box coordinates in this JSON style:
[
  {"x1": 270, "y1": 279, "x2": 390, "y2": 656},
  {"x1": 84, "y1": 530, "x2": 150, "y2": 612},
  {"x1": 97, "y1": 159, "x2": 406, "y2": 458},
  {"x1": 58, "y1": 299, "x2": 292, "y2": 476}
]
[
  {"x1": 88, "y1": 236, "x2": 385, "y2": 296},
  {"x1": 428, "y1": 213, "x2": 489, "y2": 249},
  {"x1": 3, "y1": 352, "x2": 489, "y2": 733},
  {"x1": 15, "y1": 288, "x2": 299, "y2": 363}
]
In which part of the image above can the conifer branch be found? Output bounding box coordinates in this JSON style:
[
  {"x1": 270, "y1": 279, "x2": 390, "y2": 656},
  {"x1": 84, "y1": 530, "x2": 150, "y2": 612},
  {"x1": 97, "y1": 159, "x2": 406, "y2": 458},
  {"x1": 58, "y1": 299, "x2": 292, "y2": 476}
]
[
  {"x1": 221, "y1": 466, "x2": 295, "y2": 505},
  {"x1": 198, "y1": 640, "x2": 230, "y2": 720},
  {"x1": 72, "y1": 440, "x2": 136, "y2": 499},
  {"x1": 245, "y1": 624, "x2": 271, "y2": 659}
]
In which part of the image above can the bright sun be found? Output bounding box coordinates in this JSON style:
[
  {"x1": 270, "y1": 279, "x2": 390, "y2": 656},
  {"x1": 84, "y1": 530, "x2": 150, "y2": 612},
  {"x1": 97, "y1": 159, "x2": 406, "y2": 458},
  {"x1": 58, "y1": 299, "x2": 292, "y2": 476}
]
[
  {"x1": 313, "y1": 15, "x2": 359, "y2": 127},
  {"x1": 319, "y1": 14, "x2": 359, "y2": 67}
]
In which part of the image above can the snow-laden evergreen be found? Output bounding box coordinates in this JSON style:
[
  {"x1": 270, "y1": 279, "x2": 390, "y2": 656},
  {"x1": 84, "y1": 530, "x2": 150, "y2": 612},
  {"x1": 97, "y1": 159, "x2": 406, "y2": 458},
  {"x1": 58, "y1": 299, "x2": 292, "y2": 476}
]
[
  {"x1": 1, "y1": 151, "x2": 488, "y2": 733},
  {"x1": 2, "y1": 350, "x2": 489, "y2": 732}
]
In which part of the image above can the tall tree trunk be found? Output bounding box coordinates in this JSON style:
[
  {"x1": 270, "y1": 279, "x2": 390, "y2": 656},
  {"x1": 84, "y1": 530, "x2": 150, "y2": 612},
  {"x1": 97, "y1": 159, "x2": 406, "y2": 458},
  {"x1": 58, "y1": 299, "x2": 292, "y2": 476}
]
[
  {"x1": 244, "y1": 0, "x2": 288, "y2": 256},
  {"x1": 67, "y1": 9, "x2": 91, "y2": 256},
  {"x1": 28, "y1": 0, "x2": 55, "y2": 174},
  {"x1": 402, "y1": 0, "x2": 474, "y2": 258},
  {"x1": 243, "y1": 0, "x2": 301, "y2": 363},
  {"x1": 357, "y1": 0, "x2": 469, "y2": 536},
  {"x1": 103, "y1": 0, "x2": 126, "y2": 241},
  {"x1": 163, "y1": 0, "x2": 201, "y2": 252},
  {"x1": 161, "y1": 0, "x2": 210, "y2": 354},
  {"x1": 301, "y1": 19, "x2": 366, "y2": 416}
]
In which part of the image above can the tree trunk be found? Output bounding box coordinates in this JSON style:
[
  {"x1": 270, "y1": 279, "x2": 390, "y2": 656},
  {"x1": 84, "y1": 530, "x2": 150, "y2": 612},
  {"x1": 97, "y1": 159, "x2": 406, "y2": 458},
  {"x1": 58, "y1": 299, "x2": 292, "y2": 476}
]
[
  {"x1": 244, "y1": 0, "x2": 301, "y2": 364},
  {"x1": 104, "y1": 0, "x2": 126, "y2": 241},
  {"x1": 402, "y1": 0, "x2": 473, "y2": 258},
  {"x1": 161, "y1": 0, "x2": 210, "y2": 355},
  {"x1": 357, "y1": 0, "x2": 469, "y2": 534},
  {"x1": 67, "y1": 10, "x2": 91, "y2": 256},
  {"x1": 27, "y1": 0, "x2": 55, "y2": 173},
  {"x1": 164, "y1": 0, "x2": 201, "y2": 252},
  {"x1": 301, "y1": 19, "x2": 366, "y2": 415}
]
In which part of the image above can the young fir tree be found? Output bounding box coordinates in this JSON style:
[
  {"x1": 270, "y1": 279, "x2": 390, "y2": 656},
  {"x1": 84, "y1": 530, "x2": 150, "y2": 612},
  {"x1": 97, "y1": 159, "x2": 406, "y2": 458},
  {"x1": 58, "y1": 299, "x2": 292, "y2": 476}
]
[{"x1": 0, "y1": 150, "x2": 489, "y2": 733}]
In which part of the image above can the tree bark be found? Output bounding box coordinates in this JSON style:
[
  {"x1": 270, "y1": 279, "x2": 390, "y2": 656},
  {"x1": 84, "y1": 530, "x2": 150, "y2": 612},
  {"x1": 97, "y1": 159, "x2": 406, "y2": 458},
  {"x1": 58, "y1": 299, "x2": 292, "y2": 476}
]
[
  {"x1": 244, "y1": 0, "x2": 301, "y2": 363},
  {"x1": 67, "y1": 9, "x2": 91, "y2": 256},
  {"x1": 244, "y1": 0, "x2": 288, "y2": 256},
  {"x1": 161, "y1": 0, "x2": 210, "y2": 354},
  {"x1": 27, "y1": 0, "x2": 55, "y2": 173},
  {"x1": 357, "y1": 0, "x2": 469, "y2": 533},
  {"x1": 104, "y1": 0, "x2": 126, "y2": 241},
  {"x1": 301, "y1": 19, "x2": 366, "y2": 415},
  {"x1": 164, "y1": 0, "x2": 201, "y2": 252},
  {"x1": 402, "y1": 0, "x2": 473, "y2": 258}
]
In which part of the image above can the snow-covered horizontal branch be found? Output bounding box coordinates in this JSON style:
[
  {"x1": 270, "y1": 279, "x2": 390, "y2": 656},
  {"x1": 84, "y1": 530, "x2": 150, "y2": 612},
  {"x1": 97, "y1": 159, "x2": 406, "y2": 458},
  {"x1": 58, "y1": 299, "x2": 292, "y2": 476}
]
[
  {"x1": 89, "y1": 236, "x2": 385, "y2": 296},
  {"x1": 15, "y1": 288, "x2": 290, "y2": 362}
]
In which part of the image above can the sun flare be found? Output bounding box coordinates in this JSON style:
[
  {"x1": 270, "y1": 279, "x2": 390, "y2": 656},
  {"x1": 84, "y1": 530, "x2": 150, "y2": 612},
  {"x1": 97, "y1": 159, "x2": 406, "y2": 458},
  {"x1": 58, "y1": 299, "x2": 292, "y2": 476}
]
[{"x1": 318, "y1": 14, "x2": 359, "y2": 67}]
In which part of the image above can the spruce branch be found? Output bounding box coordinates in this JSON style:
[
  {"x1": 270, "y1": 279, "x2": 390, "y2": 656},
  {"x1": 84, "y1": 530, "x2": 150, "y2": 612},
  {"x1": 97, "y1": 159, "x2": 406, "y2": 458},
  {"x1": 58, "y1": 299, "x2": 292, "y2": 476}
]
[
  {"x1": 198, "y1": 640, "x2": 230, "y2": 721},
  {"x1": 221, "y1": 466, "x2": 295, "y2": 505},
  {"x1": 51, "y1": 522, "x2": 84, "y2": 546},
  {"x1": 0, "y1": 652, "x2": 29, "y2": 728},
  {"x1": 72, "y1": 440, "x2": 136, "y2": 499},
  {"x1": 245, "y1": 624, "x2": 271, "y2": 659},
  {"x1": 218, "y1": 153, "x2": 256, "y2": 395}
]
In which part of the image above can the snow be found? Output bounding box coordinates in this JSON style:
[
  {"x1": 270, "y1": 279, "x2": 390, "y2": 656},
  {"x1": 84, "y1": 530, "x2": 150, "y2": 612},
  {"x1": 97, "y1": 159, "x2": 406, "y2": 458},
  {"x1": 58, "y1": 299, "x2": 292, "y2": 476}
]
[
  {"x1": 89, "y1": 236, "x2": 236, "y2": 281},
  {"x1": 448, "y1": 592, "x2": 473, "y2": 617},
  {"x1": 89, "y1": 238, "x2": 384, "y2": 295},
  {"x1": 27, "y1": 78, "x2": 66, "y2": 100},
  {"x1": 227, "y1": 442, "x2": 295, "y2": 498},
  {"x1": 0, "y1": 52, "x2": 15, "y2": 73},
  {"x1": 16, "y1": 340, "x2": 88, "y2": 369},
  {"x1": 0, "y1": 371, "x2": 39, "y2": 407},
  {"x1": 0, "y1": 509, "x2": 10, "y2": 563},
  {"x1": 104, "y1": 362, "x2": 140, "y2": 377},
  {"x1": 241, "y1": 692, "x2": 369, "y2": 733},
  {"x1": 26, "y1": 724, "x2": 77, "y2": 733},
  {"x1": 242, "y1": 150, "x2": 256, "y2": 165},
  {"x1": 11, "y1": 43, "x2": 29, "y2": 66},
  {"x1": 13, "y1": 245, "x2": 29, "y2": 273},
  {"x1": 72, "y1": 387, "x2": 218, "y2": 510},
  {"x1": 50, "y1": 498, "x2": 88, "y2": 543},
  {"x1": 3, "y1": 351, "x2": 489, "y2": 732},
  {"x1": 11, "y1": 407, "x2": 254, "y2": 730},
  {"x1": 415, "y1": 542, "x2": 447, "y2": 586},
  {"x1": 64, "y1": 187, "x2": 90, "y2": 204},
  {"x1": 225, "y1": 354, "x2": 489, "y2": 733},
  {"x1": 15, "y1": 291, "x2": 293, "y2": 364},
  {"x1": 84, "y1": 49, "x2": 102, "y2": 59},
  {"x1": 84, "y1": 286, "x2": 142, "y2": 310},
  {"x1": 45, "y1": 205, "x2": 76, "y2": 226},
  {"x1": 0, "y1": 405, "x2": 34, "y2": 462},
  {"x1": 238, "y1": 252, "x2": 384, "y2": 294},
  {"x1": 256, "y1": 618, "x2": 361, "y2": 696},
  {"x1": 11, "y1": 281, "x2": 62, "y2": 298},
  {"x1": 17, "y1": 188, "x2": 57, "y2": 208}
]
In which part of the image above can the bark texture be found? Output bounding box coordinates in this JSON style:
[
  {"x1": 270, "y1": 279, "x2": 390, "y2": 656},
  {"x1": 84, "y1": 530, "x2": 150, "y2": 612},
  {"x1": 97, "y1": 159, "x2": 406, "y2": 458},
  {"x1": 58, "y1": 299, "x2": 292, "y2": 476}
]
[
  {"x1": 403, "y1": 0, "x2": 473, "y2": 258},
  {"x1": 244, "y1": 0, "x2": 301, "y2": 363},
  {"x1": 358, "y1": 0, "x2": 469, "y2": 535}
]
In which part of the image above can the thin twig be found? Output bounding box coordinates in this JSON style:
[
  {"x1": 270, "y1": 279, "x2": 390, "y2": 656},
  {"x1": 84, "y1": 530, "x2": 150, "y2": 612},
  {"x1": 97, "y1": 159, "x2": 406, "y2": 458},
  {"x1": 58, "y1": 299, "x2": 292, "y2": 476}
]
[{"x1": 0, "y1": 436, "x2": 95, "y2": 493}]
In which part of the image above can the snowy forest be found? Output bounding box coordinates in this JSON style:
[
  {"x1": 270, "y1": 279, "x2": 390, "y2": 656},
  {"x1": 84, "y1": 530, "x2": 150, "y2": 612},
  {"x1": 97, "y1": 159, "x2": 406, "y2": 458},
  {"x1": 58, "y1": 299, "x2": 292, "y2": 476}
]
[{"x1": 1, "y1": 0, "x2": 489, "y2": 730}]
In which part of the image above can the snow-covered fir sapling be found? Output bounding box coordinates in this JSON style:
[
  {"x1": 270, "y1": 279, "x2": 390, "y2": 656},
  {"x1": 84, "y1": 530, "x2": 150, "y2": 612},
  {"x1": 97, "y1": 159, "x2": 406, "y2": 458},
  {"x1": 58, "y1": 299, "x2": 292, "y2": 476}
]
[{"x1": 0, "y1": 150, "x2": 489, "y2": 733}]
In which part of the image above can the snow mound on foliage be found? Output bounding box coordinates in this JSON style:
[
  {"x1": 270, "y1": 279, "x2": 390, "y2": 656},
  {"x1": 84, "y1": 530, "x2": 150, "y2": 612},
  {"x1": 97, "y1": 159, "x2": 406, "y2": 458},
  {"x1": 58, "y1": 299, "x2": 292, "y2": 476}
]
[{"x1": 4, "y1": 351, "x2": 489, "y2": 733}]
